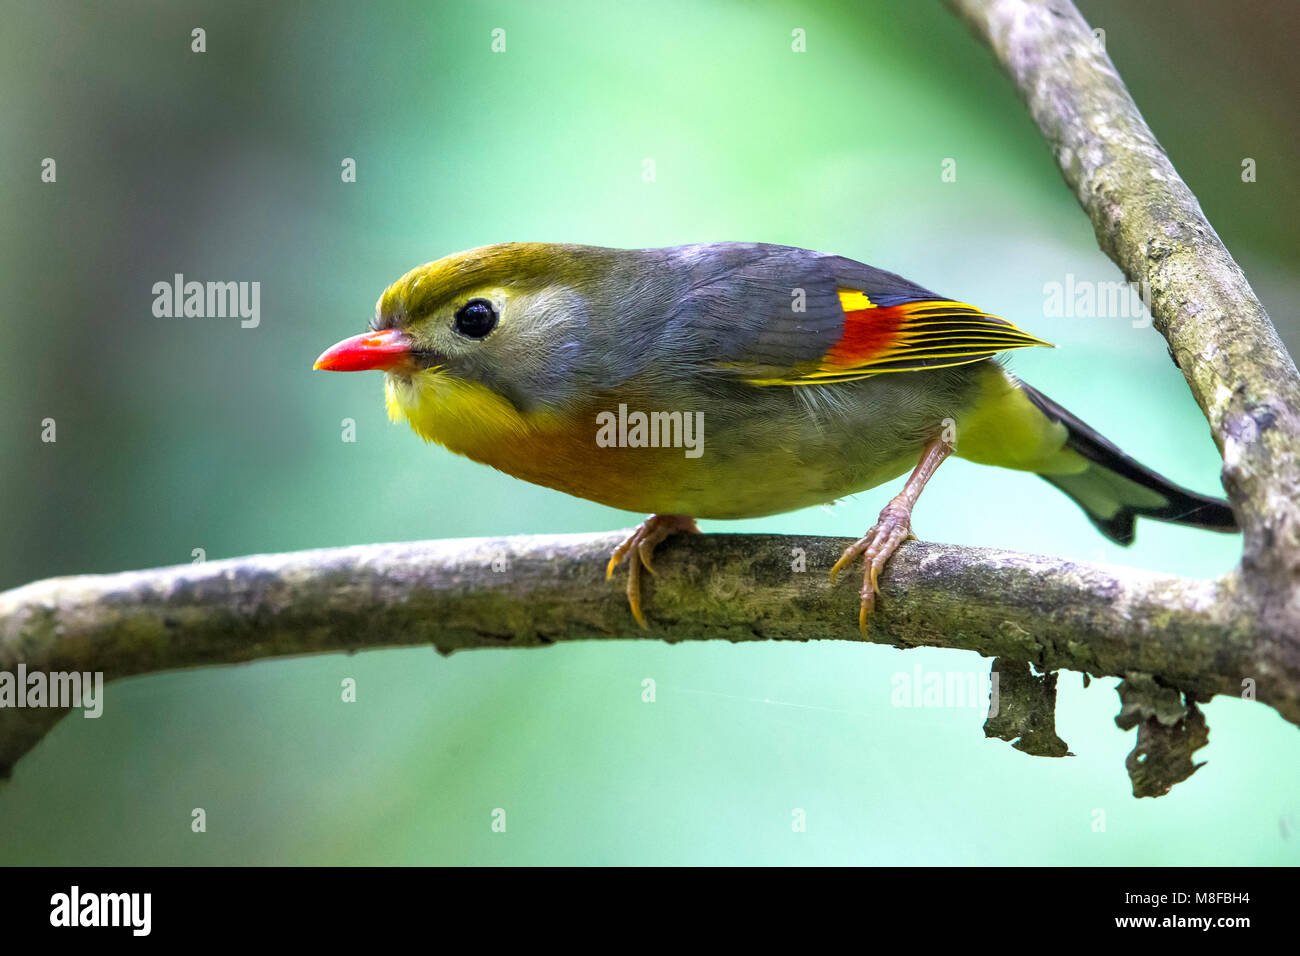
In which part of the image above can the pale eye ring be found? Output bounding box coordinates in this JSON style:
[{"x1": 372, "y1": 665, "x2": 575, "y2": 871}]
[{"x1": 453, "y1": 299, "x2": 498, "y2": 339}]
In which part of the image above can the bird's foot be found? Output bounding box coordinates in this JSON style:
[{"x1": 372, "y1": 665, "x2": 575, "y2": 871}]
[
  {"x1": 829, "y1": 501, "x2": 916, "y2": 636},
  {"x1": 606, "y1": 514, "x2": 700, "y2": 629}
]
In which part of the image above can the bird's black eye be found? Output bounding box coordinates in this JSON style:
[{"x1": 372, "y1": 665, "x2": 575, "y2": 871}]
[{"x1": 453, "y1": 299, "x2": 498, "y2": 339}]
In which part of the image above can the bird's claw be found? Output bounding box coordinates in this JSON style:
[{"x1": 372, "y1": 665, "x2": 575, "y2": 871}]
[
  {"x1": 830, "y1": 503, "x2": 914, "y2": 636},
  {"x1": 607, "y1": 515, "x2": 699, "y2": 628}
]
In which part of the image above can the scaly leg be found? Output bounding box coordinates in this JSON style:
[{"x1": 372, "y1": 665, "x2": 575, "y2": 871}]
[
  {"x1": 830, "y1": 437, "x2": 953, "y2": 635},
  {"x1": 606, "y1": 514, "x2": 700, "y2": 629}
]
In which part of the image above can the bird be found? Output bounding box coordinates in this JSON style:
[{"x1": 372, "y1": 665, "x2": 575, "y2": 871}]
[{"x1": 314, "y1": 241, "x2": 1238, "y2": 632}]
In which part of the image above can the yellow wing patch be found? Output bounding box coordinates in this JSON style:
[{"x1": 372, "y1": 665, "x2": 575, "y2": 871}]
[
  {"x1": 837, "y1": 289, "x2": 877, "y2": 312},
  {"x1": 744, "y1": 289, "x2": 1053, "y2": 386}
]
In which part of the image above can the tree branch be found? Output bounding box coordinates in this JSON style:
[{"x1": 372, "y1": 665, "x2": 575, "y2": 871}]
[
  {"x1": 945, "y1": 0, "x2": 1300, "y2": 612},
  {"x1": 943, "y1": 1, "x2": 1300, "y2": 790},
  {"x1": 2, "y1": 0, "x2": 1297, "y2": 795},
  {"x1": 0, "y1": 531, "x2": 1282, "y2": 778}
]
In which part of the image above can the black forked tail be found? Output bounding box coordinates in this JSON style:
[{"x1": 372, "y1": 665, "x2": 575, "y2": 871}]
[{"x1": 1020, "y1": 384, "x2": 1238, "y2": 545}]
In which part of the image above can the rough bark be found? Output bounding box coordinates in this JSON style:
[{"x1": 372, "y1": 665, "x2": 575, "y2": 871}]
[
  {"x1": 1, "y1": 0, "x2": 1297, "y2": 796},
  {"x1": 0, "y1": 531, "x2": 1282, "y2": 779},
  {"x1": 946, "y1": 0, "x2": 1300, "y2": 652},
  {"x1": 943, "y1": 0, "x2": 1300, "y2": 793}
]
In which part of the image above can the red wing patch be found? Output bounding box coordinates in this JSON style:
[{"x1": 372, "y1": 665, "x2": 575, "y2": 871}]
[{"x1": 747, "y1": 289, "x2": 1053, "y2": 385}]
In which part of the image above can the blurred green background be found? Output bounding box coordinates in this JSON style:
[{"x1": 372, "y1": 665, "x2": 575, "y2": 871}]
[{"x1": 1, "y1": 0, "x2": 1297, "y2": 864}]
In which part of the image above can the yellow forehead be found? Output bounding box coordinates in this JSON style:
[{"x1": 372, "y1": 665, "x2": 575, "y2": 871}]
[{"x1": 376, "y1": 243, "x2": 583, "y2": 324}]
